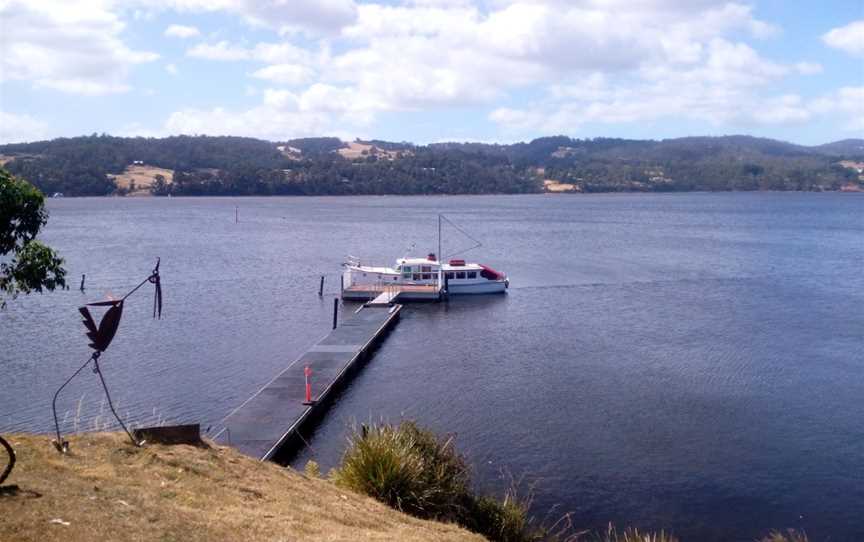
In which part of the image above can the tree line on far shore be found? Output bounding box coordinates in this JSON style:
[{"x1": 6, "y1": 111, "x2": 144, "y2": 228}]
[{"x1": 0, "y1": 134, "x2": 860, "y2": 196}]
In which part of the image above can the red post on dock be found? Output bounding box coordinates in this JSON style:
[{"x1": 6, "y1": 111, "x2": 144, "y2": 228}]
[{"x1": 303, "y1": 365, "x2": 315, "y2": 405}]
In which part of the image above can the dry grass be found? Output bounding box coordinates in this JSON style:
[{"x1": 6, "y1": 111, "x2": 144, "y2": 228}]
[
  {"x1": 0, "y1": 433, "x2": 484, "y2": 542},
  {"x1": 108, "y1": 164, "x2": 174, "y2": 196},
  {"x1": 758, "y1": 530, "x2": 809, "y2": 542},
  {"x1": 337, "y1": 142, "x2": 405, "y2": 161},
  {"x1": 591, "y1": 524, "x2": 678, "y2": 542},
  {"x1": 543, "y1": 180, "x2": 578, "y2": 193}
]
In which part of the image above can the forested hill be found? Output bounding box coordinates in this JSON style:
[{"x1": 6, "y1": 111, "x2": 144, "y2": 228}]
[{"x1": 0, "y1": 134, "x2": 861, "y2": 196}]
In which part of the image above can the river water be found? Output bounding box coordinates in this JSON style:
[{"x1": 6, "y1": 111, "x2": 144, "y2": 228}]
[{"x1": 1, "y1": 193, "x2": 862, "y2": 540}]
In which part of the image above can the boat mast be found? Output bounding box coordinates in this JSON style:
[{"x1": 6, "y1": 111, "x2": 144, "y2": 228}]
[{"x1": 438, "y1": 214, "x2": 442, "y2": 262}]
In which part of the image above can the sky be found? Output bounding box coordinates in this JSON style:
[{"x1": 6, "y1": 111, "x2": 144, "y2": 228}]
[{"x1": 0, "y1": 0, "x2": 862, "y2": 146}]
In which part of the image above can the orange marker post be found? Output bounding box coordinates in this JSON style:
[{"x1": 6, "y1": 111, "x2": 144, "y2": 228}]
[{"x1": 303, "y1": 365, "x2": 315, "y2": 405}]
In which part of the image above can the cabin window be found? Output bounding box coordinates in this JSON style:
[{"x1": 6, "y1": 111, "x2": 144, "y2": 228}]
[
  {"x1": 403, "y1": 273, "x2": 411, "y2": 279},
  {"x1": 403, "y1": 266, "x2": 411, "y2": 273},
  {"x1": 467, "y1": 271, "x2": 477, "y2": 279},
  {"x1": 422, "y1": 273, "x2": 433, "y2": 280},
  {"x1": 456, "y1": 271, "x2": 466, "y2": 279},
  {"x1": 421, "y1": 265, "x2": 432, "y2": 273},
  {"x1": 413, "y1": 273, "x2": 421, "y2": 280},
  {"x1": 446, "y1": 272, "x2": 455, "y2": 279},
  {"x1": 393, "y1": 276, "x2": 398, "y2": 281}
]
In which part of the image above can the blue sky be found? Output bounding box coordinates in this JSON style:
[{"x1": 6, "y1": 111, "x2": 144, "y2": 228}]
[{"x1": 1, "y1": 0, "x2": 862, "y2": 145}]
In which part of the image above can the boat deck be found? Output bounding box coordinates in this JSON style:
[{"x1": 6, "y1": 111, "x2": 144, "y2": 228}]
[{"x1": 342, "y1": 284, "x2": 442, "y2": 302}]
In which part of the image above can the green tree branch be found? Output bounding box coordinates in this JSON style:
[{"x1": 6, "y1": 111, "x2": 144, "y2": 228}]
[{"x1": 0, "y1": 166, "x2": 67, "y2": 307}]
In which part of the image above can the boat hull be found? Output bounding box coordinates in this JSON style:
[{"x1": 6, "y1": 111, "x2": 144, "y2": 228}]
[{"x1": 446, "y1": 280, "x2": 507, "y2": 294}]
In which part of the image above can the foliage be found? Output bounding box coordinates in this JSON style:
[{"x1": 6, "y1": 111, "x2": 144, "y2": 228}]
[
  {"x1": 0, "y1": 167, "x2": 66, "y2": 306},
  {"x1": 281, "y1": 137, "x2": 346, "y2": 155},
  {"x1": 332, "y1": 420, "x2": 547, "y2": 542},
  {"x1": 758, "y1": 530, "x2": 809, "y2": 542},
  {"x1": 592, "y1": 524, "x2": 678, "y2": 542},
  {"x1": 1, "y1": 134, "x2": 861, "y2": 197},
  {"x1": 303, "y1": 460, "x2": 321, "y2": 478}
]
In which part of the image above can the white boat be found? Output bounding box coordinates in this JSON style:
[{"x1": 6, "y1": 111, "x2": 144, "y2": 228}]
[
  {"x1": 342, "y1": 254, "x2": 508, "y2": 300},
  {"x1": 341, "y1": 215, "x2": 508, "y2": 301}
]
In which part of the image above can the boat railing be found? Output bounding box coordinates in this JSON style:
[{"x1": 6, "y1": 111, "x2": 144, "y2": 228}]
[{"x1": 343, "y1": 267, "x2": 444, "y2": 293}]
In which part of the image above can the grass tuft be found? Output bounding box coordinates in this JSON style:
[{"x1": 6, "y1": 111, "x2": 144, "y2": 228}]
[
  {"x1": 304, "y1": 460, "x2": 321, "y2": 478},
  {"x1": 593, "y1": 524, "x2": 678, "y2": 542},
  {"x1": 332, "y1": 420, "x2": 546, "y2": 542},
  {"x1": 758, "y1": 529, "x2": 809, "y2": 542}
]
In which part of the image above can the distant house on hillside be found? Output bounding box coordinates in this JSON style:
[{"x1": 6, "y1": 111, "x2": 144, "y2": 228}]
[{"x1": 839, "y1": 160, "x2": 864, "y2": 173}]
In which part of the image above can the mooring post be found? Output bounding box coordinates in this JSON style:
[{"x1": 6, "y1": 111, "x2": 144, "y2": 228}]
[
  {"x1": 303, "y1": 366, "x2": 315, "y2": 405},
  {"x1": 444, "y1": 273, "x2": 449, "y2": 301},
  {"x1": 340, "y1": 274, "x2": 344, "y2": 293},
  {"x1": 332, "y1": 297, "x2": 338, "y2": 329},
  {"x1": 80, "y1": 274, "x2": 86, "y2": 292},
  {"x1": 235, "y1": 205, "x2": 239, "y2": 224},
  {"x1": 318, "y1": 275, "x2": 324, "y2": 297}
]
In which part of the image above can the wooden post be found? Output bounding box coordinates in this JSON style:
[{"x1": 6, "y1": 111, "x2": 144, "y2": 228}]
[
  {"x1": 79, "y1": 274, "x2": 86, "y2": 291},
  {"x1": 318, "y1": 275, "x2": 324, "y2": 297},
  {"x1": 340, "y1": 274, "x2": 344, "y2": 294},
  {"x1": 235, "y1": 205, "x2": 238, "y2": 223},
  {"x1": 332, "y1": 298, "x2": 338, "y2": 329}
]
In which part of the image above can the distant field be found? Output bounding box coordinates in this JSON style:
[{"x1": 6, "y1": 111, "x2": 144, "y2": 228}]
[
  {"x1": 0, "y1": 154, "x2": 40, "y2": 166},
  {"x1": 109, "y1": 164, "x2": 174, "y2": 196},
  {"x1": 338, "y1": 142, "x2": 404, "y2": 160},
  {"x1": 543, "y1": 179, "x2": 578, "y2": 192}
]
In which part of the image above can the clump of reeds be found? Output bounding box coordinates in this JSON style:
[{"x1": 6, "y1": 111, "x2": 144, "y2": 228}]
[
  {"x1": 331, "y1": 420, "x2": 547, "y2": 542},
  {"x1": 759, "y1": 529, "x2": 809, "y2": 542},
  {"x1": 593, "y1": 524, "x2": 678, "y2": 542},
  {"x1": 332, "y1": 421, "x2": 471, "y2": 520}
]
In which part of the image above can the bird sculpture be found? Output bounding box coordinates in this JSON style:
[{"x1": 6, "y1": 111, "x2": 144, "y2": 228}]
[{"x1": 52, "y1": 259, "x2": 163, "y2": 453}]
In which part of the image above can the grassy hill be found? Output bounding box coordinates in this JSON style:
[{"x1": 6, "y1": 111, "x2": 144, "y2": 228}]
[{"x1": 0, "y1": 433, "x2": 482, "y2": 542}]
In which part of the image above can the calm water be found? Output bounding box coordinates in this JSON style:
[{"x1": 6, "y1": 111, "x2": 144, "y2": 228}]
[{"x1": 1, "y1": 193, "x2": 862, "y2": 540}]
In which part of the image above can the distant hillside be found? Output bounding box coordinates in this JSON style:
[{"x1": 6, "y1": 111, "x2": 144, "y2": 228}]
[
  {"x1": 812, "y1": 139, "x2": 864, "y2": 157},
  {"x1": 0, "y1": 134, "x2": 861, "y2": 196}
]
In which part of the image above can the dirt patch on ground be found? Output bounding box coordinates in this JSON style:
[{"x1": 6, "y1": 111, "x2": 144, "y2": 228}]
[
  {"x1": 109, "y1": 165, "x2": 174, "y2": 196},
  {"x1": 0, "y1": 154, "x2": 40, "y2": 166},
  {"x1": 0, "y1": 433, "x2": 482, "y2": 542},
  {"x1": 543, "y1": 179, "x2": 578, "y2": 192},
  {"x1": 337, "y1": 142, "x2": 405, "y2": 161}
]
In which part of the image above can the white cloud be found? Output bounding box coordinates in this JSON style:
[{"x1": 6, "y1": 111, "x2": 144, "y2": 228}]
[
  {"x1": 810, "y1": 86, "x2": 864, "y2": 131},
  {"x1": 164, "y1": 24, "x2": 200, "y2": 38},
  {"x1": 133, "y1": 0, "x2": 357, "y2": 34},
  {"x1": 166, "y1": 63, "x2": 179, "y2": 75},
  {"x1": 794, "y1": 61, "x2": 823, "y2": 75},
  {"x1": 822, "y1": 20, "x2": 864, "y2": 57},
  {"x1": 159, "y1": 82, "x2": 382, "y2": 139},
  {"x1": 112, "y1": 0, "x2": 843, "y2": 141},
  {"x1": 488, "y1": 37, "x2": 822, "y2": 133},
  {"x1": 0, "y1": 111, "x2": 51, "y2": 143},
  {"x1": 251, "y1": 64, "x2": 315, "y2": 85},
  {"x1": 187, "y1": 41, "x2": 252, "y2": 61},
  {"x1": 0, "y1": 0, "x2": 158, "y2": 95},
  {"x1": 187, "y1": 41, "x2": 312, "y2": 63}
]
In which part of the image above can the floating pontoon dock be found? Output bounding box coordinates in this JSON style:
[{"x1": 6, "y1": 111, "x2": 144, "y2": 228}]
[{"x1": 214, "y1": 303, "x2": 402, "y2": 461}]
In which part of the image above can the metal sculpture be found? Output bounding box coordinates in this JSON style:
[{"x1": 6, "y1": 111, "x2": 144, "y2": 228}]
[
  {"x1": 51, "y1": 259, "x2": 163, "y2": 453},
  {"x1": 0, "y1": 435, "x2": 15, "y2": 489}
]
